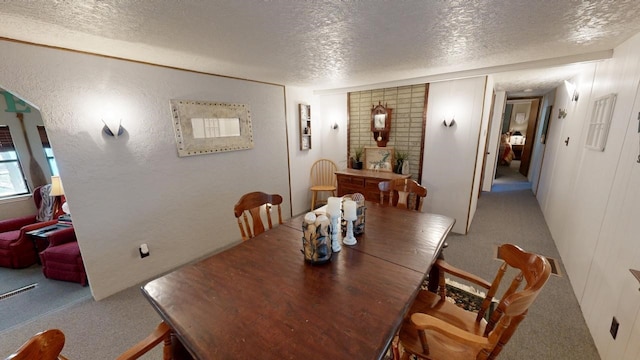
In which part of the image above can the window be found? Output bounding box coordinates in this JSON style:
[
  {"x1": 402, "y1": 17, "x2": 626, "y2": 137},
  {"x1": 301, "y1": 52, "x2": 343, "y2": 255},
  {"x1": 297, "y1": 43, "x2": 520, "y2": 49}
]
[
  {"x1": 585, "y1": 93, "x2": 617, "y2": 151},
  {"x1": 0, "y1": 126, "x2": 29, "y2": 197},
  {"x1": 38, "y1": 126, "x2": 58, "y2": 176}
]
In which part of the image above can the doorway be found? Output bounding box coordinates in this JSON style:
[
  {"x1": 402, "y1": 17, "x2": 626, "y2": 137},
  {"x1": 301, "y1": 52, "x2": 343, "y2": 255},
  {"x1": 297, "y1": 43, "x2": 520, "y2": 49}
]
[
  {"x1": 0, "y1": 88, "x2": 91, "y2": 331},
  {"x1": 493, "y1": 97, "x2": 541, "y2": 191}
]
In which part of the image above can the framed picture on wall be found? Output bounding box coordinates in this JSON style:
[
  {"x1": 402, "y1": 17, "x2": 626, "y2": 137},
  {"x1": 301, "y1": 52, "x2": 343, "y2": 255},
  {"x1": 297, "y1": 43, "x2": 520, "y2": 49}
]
[
  {"x1": 299, "y1": 104, "x2": 311, "y2": 150},
  {"x1": 364, "y1": 146, "x2": 394, "y2": 171},
  {"x1": 170, "y1": 99, "x2": 254, "y2": 157}
]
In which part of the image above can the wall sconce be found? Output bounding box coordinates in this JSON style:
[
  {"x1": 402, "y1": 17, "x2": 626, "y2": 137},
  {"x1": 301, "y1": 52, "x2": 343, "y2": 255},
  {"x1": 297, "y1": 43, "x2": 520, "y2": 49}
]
[
  {"x1": 572, "y1": 91, "x2": 580, "y2": 102},
  {"x1": 564, "y1": 80, "x2": 579, "y2": 102},
  {"x1": 102, "y1": 119, "x2": 124, "y2": 138},
  {"x1": 442, "y1": 118, "x2": 456, "y2": 127},
  {"x1": 558, "y1": 109, "x2": 567, "y2": 119}
]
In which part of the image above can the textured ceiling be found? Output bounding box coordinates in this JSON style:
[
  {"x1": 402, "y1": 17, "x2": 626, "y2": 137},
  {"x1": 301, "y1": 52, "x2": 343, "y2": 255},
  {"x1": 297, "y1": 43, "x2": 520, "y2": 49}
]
[{"x1": 1, "y1": 0, "x2": 639, "y2": 94}]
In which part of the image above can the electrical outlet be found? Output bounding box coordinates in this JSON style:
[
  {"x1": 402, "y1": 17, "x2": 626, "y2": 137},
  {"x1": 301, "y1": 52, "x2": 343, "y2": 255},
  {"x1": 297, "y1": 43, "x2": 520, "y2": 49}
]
[
  {"x1": 610, "y1": 317, "x2": 619, "y2": 339},
  {"x1": 139, "y1": 244, "x2": 150, "y2": 259}
]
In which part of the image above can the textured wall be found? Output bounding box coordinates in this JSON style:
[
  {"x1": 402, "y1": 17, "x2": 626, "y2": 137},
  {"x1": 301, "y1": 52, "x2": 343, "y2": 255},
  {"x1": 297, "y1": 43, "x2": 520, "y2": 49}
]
[
  {"x1": 348, "y1": 85, "x2": 426, "y2": 180},
  {"x1": 422, "y1": 77, "x2": 486, "y2": 234},
  {"x1": 0, "y1": 40, "x2": 290, "y2": 300}
]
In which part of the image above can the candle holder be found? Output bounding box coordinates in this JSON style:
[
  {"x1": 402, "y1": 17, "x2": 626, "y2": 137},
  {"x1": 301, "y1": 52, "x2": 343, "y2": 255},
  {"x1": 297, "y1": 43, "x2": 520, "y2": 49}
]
[
  {"x1": 326, "y1": 197, "x2": 342, "y2": 252},
  {"x1": 302, "y1": 213, "x2": 332, "y2": 264},
  {"x1": 329, "y1": 214, "x2": 341, "y2": 252},
  {"x1": 352, "y1": 193, "x2": 366, "y2": 235},
  {"x1": 342, "y1": 199, "x2": 357, "y2": 246}
]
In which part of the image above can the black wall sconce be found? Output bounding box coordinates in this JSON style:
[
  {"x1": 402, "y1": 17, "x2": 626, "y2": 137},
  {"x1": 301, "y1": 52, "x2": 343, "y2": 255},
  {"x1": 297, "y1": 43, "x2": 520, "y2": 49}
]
[
  {"x1": 442, "y1": 118, "x2": 456, "y2": 127},
  {"x1": 102, "y1": 119, "x2": 124, "y2": 138}
]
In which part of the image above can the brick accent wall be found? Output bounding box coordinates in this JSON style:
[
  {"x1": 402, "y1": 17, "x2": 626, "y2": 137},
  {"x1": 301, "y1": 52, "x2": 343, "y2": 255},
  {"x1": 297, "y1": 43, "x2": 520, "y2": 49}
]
[{"x1": 348, "y1": 84, "x2": 427, "y2": 180}]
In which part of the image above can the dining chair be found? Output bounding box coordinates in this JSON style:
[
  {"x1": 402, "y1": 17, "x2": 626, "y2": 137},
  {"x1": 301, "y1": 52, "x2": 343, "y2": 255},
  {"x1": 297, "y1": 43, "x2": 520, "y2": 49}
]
[
  {"x1": 5, "y1": 322, "x2": 191, "y2": 360},
  {"x1": 234, "y1": 191, "x2": 283, "y2": 241},
  {"x1": 395, "y1": 243, "x2": 551, "y2": 360},
  {"x1": 116, "y1": 321, "x2": 192, "y2": 360},
  {"x1": 309, "y1": 159, "x2": 338, "y2": 210},
  {"x1": 378, "y1": 178, "x2": 427, "y2": 211},
  {"x1": 4, "y1": 329, "x2": 67, "y2": 360}
]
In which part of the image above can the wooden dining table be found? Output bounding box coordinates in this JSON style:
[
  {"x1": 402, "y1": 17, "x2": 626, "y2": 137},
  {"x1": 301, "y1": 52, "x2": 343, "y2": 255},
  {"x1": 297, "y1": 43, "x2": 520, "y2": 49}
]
[{"x1": 141, "y1": 201, "x2": 454, "y2": 359}]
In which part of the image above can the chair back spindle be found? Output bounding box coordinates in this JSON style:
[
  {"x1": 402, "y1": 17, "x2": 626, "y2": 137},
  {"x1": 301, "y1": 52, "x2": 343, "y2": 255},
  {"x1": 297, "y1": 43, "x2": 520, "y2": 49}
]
[
  {"x1": 309, "y1": 159, "x2": 337, "y2": 210},
  {"x1": 378, "y1": 178, "x2": 427, "y2": 211},
  {"x1": 234, "y1": 192, "x2": 283, "y2": 241}
]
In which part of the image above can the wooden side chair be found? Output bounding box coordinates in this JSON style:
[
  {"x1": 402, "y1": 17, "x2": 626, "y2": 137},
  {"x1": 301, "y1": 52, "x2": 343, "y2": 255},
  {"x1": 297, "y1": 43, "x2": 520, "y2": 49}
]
[
  {"x1": 234, "y1": 191, "x2": 283, "y2": 241},
  {"x1": 395, "y1": 244, "x2": 551, "y2": 360},
  {"x1": 379, "y1": 178, "x2": 427, "y2": 211},
  {"x1": 4, "y1": 329, "x2": 67, "y2": 360},
  {"x1": 309, "y1": 159, "x2": 337, "y2": 210},
  {"x1": 116, "y1": 321, "x2": 192, "y2": 360},
  {"x1": 5, "y1": 322, "x2": 191, "y2": 360}
]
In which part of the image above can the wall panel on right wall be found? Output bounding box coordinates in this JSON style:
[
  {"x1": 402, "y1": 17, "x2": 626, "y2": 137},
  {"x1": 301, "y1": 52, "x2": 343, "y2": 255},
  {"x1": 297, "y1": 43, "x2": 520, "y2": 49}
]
[{"x1": 535, "y1": 31, "x2": 640, "y2": 360}]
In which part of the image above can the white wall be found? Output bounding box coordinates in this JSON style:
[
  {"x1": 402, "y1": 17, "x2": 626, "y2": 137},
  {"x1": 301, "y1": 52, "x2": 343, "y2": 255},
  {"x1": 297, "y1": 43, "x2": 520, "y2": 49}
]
[
  {"x1": 316, "y1": 93, "x2": 349, "y2": 169},
  {"x1": 529, "y1": 90, "x2": 555, "y2": 194},
  {"x1": 285, "y1": 89, "x2": 347, "y2": 216},
  {"x1": 481, "y1": 90, "x2": 506, "y2": 192},
  {"x1": 536, "y1": 32, "x2": 640, "y2": 359},
  {"x1": 468, "y1": 76, "x2": 492, "y2": 230},
  {"x1": 422, "y1": 77, "x2": 487, "y2": 234},
  {"x1": 0, "y1": 40, "x2": 290, "y2": 300}
]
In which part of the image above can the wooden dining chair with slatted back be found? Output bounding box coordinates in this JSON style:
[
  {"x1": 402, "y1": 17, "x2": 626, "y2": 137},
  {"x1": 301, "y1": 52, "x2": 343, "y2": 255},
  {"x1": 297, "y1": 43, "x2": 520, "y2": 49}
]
[
  {"x1": 234, "y1": 191, "x2": 283, "y2": 241},
  {"x1": 378, "y1": 178, "x2": 427, "y2": 211},
  {"x1": 5, "y1": 322, "x2": 192, "y2": 360},
  {"x1": 4, "y1": 329, "x2": 67, "y2": 360},
  {"x1": 309, "y1": 159, "x2": 338, "y2": 210},
  {"x1": 395, "y1": 243, "x2": 551, "y2": 360},
  {"x1": 116, "y1": 321, "x2": 193, "y2": 360}
]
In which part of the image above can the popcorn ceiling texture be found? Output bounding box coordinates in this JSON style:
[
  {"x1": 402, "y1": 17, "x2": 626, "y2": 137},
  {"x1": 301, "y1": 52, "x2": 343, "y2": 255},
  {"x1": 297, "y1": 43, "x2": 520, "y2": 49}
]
[
  {"x1": 0, "y1": 1, "x2": 639, "y2": 90},
  {"x1": 348, "y1": 85, "x2": 426, "y2": 180}
]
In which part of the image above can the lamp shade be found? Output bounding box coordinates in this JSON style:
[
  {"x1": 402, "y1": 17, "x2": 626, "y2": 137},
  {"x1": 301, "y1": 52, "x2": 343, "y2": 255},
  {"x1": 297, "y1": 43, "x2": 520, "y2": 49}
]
[{"x1": 50, "y1": 176, "x2": 65, "y2": 196}]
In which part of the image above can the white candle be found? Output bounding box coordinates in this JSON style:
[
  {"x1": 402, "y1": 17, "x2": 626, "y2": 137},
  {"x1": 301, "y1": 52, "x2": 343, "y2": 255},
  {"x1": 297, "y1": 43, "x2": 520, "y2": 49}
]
[
  {"x1": 343, "y1": 200, "x2": 357, "y2": 221},
  {"x1": 326, "y1": 197, "x2": 341, "y2": 217}
]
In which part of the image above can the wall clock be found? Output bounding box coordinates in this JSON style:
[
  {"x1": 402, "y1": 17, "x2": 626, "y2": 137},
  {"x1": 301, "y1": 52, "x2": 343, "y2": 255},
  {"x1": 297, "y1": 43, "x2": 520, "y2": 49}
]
[{"x1": 371, "y1": 101, "x2": 392, "y2": 147}]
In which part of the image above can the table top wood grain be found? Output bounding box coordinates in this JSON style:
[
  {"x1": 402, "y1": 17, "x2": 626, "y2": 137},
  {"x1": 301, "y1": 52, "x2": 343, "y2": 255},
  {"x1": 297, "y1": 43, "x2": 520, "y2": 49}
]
[{"x1": 142, "y1": 202, "x2": 454, "y2": 359}]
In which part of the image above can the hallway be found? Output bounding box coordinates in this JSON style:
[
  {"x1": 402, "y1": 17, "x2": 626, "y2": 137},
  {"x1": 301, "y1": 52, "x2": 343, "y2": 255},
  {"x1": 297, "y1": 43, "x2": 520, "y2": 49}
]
[{"x1": 492, "y1": 160, "x2": 531, "y2": 192}]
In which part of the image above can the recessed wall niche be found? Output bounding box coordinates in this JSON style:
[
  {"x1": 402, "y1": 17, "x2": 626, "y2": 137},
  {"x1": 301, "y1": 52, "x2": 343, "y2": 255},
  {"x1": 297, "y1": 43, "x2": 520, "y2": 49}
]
[{"x1": 348, "y1": 84, "x2": 427, "y2": 181}]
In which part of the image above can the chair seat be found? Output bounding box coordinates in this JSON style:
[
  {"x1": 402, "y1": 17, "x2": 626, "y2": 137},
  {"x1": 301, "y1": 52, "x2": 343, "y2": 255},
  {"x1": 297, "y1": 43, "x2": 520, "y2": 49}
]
[
  {"x1": 41, "y1": 241, "x2": 80, "y2": 261},
  {"x1": 399, "y1": 291, "x2": 490, "y2": 360},
  {"x1": 40, "y1": 241, "x2": 87, "y2": 286},
  {"x1": 397, "y1": 245, "x2": 552, "y2": 360},
  {"x1": 310, "y1": 185, "x2": 337, "y2": 191},
  {"x1": 0, "y1": 229, "x2": 21, "y2": 249}
]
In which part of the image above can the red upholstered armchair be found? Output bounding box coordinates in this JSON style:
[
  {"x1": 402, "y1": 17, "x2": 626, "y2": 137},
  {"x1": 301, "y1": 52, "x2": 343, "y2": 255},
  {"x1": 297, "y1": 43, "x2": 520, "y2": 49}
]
[
  {"x1": 40, "y1": 227, "x2": 87, "y2": 286},
  {"x1": 0, "y1": 185, "x2": 63, "y2": 268}
]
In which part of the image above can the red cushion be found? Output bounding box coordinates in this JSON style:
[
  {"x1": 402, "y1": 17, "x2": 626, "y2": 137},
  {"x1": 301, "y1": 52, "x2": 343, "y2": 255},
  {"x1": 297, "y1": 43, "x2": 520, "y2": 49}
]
[
  {"x1": 0, "y1": 230, "x2": 21, "y2": 249},
  {"x1": 41, "y1": 241, "x2": 80, "y2": 262}
]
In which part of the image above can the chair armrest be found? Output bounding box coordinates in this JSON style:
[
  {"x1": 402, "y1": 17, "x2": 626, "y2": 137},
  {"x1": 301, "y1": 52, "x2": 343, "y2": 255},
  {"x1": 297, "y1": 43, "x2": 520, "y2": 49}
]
[
  {"x1": 411, "y1": 313, "x2": 491, "y2": 352},
  {"x1": 0, "y1": 215, "x2": 37, "y2": 232},
  {"x1": 47, "y1": 227, "x2": 77, "y2": 247},
  {"x1": 21, "y1": 220, "x2": 59, "y2": 233},
  {"x1": 116, "y1": 322, "x2": 172, "y2": 360},
  {"x1": 436, "y1": 259, "x2": 492, "y2": 290}
]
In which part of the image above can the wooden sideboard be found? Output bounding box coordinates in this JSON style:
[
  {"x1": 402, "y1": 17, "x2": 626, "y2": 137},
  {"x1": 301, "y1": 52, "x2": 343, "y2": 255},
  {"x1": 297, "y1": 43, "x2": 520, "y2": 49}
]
[{"x1": 335, "y1": 169, "x2": 410, "y2": 202}]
